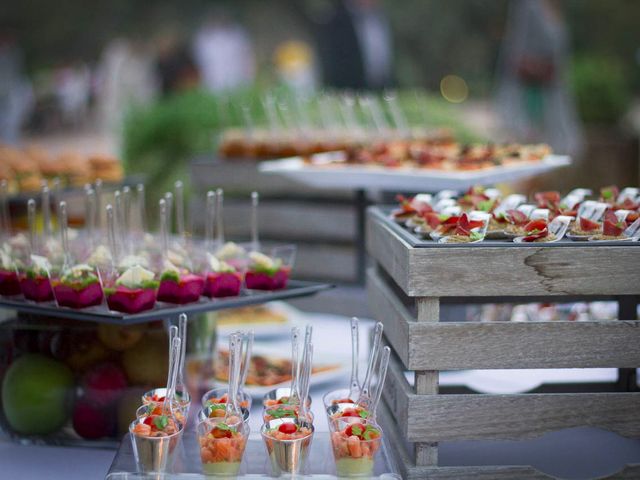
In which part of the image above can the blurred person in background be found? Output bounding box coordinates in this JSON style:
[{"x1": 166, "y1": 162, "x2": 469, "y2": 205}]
[
  {"x1": 274, "y1": 40, "x2": 317, "y2": 94},
  {"x1": 96, "y1": 37, "x2": 157, "y2": 136},
  {"x1": 53, "y1": 60, "x2": 91, "y2": 127},
  {"x1": 495, "y1": 0, "x2": 583, "y2": 156},
  {"x1": 316, "y1": 0, "x2": 393, "y2": 90},
  {"x1": 192, "y1": 8, "x2": 255, "y2": 93},
  {"x1": 0, "y1": 30, "x2": 33, "y2": 144},
  {"x1": 155, "y1": 26, "x2": 200, "y2": 96}
]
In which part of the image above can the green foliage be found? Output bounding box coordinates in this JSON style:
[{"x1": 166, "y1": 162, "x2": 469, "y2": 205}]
[{"x1": 570, "y1": 56, "x2": 631, "y2": 125}]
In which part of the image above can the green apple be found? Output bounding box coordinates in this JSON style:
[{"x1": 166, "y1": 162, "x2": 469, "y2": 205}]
[{"x1": 2, "y1": 354, "x2": 74, "y2": 435}]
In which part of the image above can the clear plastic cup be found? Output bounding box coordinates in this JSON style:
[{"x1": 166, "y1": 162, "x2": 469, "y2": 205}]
[
  {"x1": 142, "y1": 387, "x2": 191, "y2": 420},
  {"x1": 197, "y1": 417, "x2": 249, "y2": 477},
  {"x1": 129, "y1": 415, "x2": 183, "y2": 473},
  {"x1": 261, "y1": 418, "x2": 314, "y2": 476},
  {"x1": 329, "y1": 418, "x2": 383, "y2": 478}
]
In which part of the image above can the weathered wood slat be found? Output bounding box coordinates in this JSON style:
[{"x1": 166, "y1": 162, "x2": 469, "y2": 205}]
[
  {"x1": 367, "y1": 208, "x2": 640, "y2": 297},
  {"x1": 368, "y1": 268, "x2": 640, "y2": 370},
  {"x1": 379, "y1": 398, "x2": 640, "y2": 479},
  {"x1": 383, "y1": 354, "x2": 640, "y2": 442}
]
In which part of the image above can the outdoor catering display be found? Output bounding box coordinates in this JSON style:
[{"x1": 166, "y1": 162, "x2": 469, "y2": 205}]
[
  {"x1": 366, "y1": 185, "x2": 640, "y2": 478},
  {"x1": 106, "y1": 320, "x2": 400, "y2": 478},
  {"x1": 0, "y1": 180, "x2": 331, "y2": 447}
]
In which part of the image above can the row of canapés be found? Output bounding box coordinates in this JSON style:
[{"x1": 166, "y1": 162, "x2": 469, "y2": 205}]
[
  {"x1": 391, "y1": 185, "x2": 640, "y2": 244},
  {"x1": 131, "y1": 318, "x2": 390, "y2": 477},
  {"x1": 0, "y1": 180, "x2": 294, "y2": 312}
]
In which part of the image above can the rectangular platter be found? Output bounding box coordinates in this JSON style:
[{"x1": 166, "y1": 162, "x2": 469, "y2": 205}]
[
  {"x1": 0, "y1": 280, "x2": 333, "y2": 324},
  {"x1": 259, "y1": 152, "x2": 571, "y2": 191},
  {"x1": 370, "y1": 206, "x2": 640, "y2": 248}
]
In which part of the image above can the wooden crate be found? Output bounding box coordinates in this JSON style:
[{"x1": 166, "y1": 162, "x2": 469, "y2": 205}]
[{"x1": 366, "y1": 206, "x2": 640, "y2": 478}]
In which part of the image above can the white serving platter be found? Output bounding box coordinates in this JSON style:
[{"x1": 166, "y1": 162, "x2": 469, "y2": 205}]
[{"x1": 259, "y1": 152, "x2": 571, "y2": 191}]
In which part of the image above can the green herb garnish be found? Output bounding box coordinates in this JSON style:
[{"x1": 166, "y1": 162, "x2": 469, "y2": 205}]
[
  {"x1": 160, "y1": 270, "x2": 180, "y2": 283},
  {"x1": 469, "y1": 231, "x2": 484, "y2": 241},
  {"x1": 351, "y1": 424, "x2": 363, "y2": 436},
  {"x1": 153, "y1": 415, "x2": 169, "y2": 430},
  {"x1": 358, "y1": 410, "x2": 369, "y2": 419}
]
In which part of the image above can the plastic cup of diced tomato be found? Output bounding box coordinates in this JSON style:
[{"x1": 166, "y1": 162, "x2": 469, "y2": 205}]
[
  {"x1": 329, "y1": 418, "x2": 383, "y2": 478},
  {"x1": 197, "y1": 417, "x2": 249, "y2": 476}
]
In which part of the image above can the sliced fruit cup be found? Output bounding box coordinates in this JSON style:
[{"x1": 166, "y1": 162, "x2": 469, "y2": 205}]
[
  {"x1": 322, "y1": 388, "x2": 356, "y2": 410},
  {"x1": 261, "y1": 418, "x2": 314, "y2": 475},
  {"x1": 129, "y1": 414, "x2": 184, "y2": 474},
  {"x1": 201, "y1": 387, "x2": 252, "y2": 410},
  {"x1": 197, "y1": 416, "x2": 249, "y2": 477},
  {"x1": 142, "y1": 387, "x2": 191, "y2": 421},
  {"x1": 245, "y1": 245, "x2": 296, "y2": 291},
  {"x1": 263, "y1": 403, "x2": 314, "y2": 424},
  {"x1": 263, "y1": 387, "x2": 312, "y2": 409},
  {"x1": 198, "y1": 403, "x2": 249, "y2": 424},
  {"x1": 326, "y1": 402, "x2": 372, "y2": 423},
  {"x1": 157, "y1": 268, "x2": 205, "y2": 304},
  {"x1": 329, "y1": 418, "x2": 383, "y2": 478},
  {"x1": 51, "y1": 264, "x2": 104, "y2": 309}
]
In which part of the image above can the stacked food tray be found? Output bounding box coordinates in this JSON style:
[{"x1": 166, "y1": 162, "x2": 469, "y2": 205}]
[{"x1": 366, "y1": 206, "x2": 640, "y2": 479}]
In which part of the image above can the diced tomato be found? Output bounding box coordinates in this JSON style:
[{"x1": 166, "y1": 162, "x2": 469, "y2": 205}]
[
  {"x1": 212, "y1": 427, "x2": 232, "y2": 439},
  {"x1": 143, "y1": 416, "x2": 154, "y2": 426},
  {"x1": 340, "y1": 408, "x2": 360, "y2": 418}
]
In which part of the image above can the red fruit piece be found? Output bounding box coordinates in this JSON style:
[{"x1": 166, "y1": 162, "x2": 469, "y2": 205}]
[
  {"x1": 579, "y1": 217, "x2": 600, "y2": 232},
  {"x1": 524, "y1": 219, "x2": 548, "y2": 233},
  {"x1": 603, "y1": 211, "x2": 625, "y2": 237},
  {"x1": 506, "y1": 209, "x2": 528, "y2": 225},
  {"x1": 82, "y1": 363, "x2": 128, "y2": 408},
  {"x1": 278, "y1": 423, "x2": 298, "y2": 435}
]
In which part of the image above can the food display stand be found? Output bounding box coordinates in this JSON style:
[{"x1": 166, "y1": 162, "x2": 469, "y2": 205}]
[{"x1": 366, "y1": 206, "x2": 640, "y2": 479}]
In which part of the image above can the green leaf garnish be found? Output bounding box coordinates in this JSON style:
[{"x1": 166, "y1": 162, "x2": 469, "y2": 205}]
[
  {"x1": 351, "y1": 424, "x2": 363, "y2": 436},
  {"x1": 470, "y1": 231, "x2": 483, "y2": 241},
  {"x1": 208, "y1": 403, "x2": 227, "y2": 410},
  {"x1": 153, "y1": 415, "x2": 169, "y2": 430},
  {"x1": 602, "y1": 189, "x2": 614, "y2": 200},
  {"x1": 358, "y1": 410, "x2": 369, "y2": 419},
  {"x1": 477, "y1": 200, "x2": 494, "y2": 212},
  {"x1": 270, "y1": 408, "x2": 294, "y2": 419},
  {"x1": 160, "y1": 270, "x2": 180, "y2": 283},
  {"x1": 217, "y1": 423, "x2": 230, "y2": 430}
]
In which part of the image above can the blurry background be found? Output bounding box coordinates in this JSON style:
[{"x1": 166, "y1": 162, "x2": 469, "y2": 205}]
[{"x1": 1, "y1": 0, "x2": 639, "y2": 191}]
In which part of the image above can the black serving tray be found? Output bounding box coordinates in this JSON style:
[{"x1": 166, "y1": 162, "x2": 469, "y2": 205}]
[
  {"x1": 0, "y1": 280, "x2": 333, "y2": 325},
  {"x1": 371, "y1": 206, "x2": 640, "y2": 248}
]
